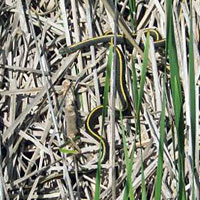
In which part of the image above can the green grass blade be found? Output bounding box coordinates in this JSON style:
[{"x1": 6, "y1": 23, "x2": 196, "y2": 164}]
[
  {"x1": 59, "y1": 148, "x2": 79, "y2": 155},
  {"x1": 137, "y1": 31, "x2": 150, "y2": 200},
  {"x1": 189, "y1": 1, "x2": 196, "y2": 199},
  {"x1": 127, "y1": 46, "x2": 139, "y2": 200},
  {"x1": 123, "y1": 30, "x2": 150, "y2": 200},
  {"x1": 101, "y1": 45, "x2": 113, "y2": 124},
  {"x1": 94, "y1": 160, "x2": 101, "y2": 200},
  {"x1": 154, "y1": 76, "x2": 166, "y2": 199},
  {"x1": 94, "y1": 44, "x2": 113, "y2": 200},
  {"x1": 120, "y1": 109, "x2": 135, "y2": 200},
  {"x1": 128, "y1": 0, "x2": 136, "y2": 29},
  {"x1": 166, "y1": 1, "x2": 186, "y2": 199},
  {"x1": 140, "y1": 32, "x2": 150, "y2": 200},
  {"x1": 122, "y1": 56, "x2": 138, "y2": 200},
  {"x1": 189, "y1": 0, "x2": 196, "y2": 167}
]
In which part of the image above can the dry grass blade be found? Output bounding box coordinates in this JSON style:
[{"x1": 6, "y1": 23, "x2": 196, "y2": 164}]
[{"x1": 2, "y1": 51, "x2": 78, "y2": 143}]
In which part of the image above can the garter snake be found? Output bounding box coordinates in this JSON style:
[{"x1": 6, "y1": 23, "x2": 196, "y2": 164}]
[
  {"x1": 85, "y1": 46, "x2": 132, "y2": 163},
  {"x1": 60, "y1": 29, "x2": 165, "y2": 164},
  {"x1": 60, "y1": 29, "x2": 165, "y2": 55}
]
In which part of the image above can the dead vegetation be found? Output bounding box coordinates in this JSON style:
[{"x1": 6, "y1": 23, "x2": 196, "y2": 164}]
[{"x1": 0, "y1": 0, "x2": 200, "y2": 199}]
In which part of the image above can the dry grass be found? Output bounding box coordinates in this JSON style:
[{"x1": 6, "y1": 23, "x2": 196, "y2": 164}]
[{"x1": 0, "y1": 0, "x2": 199, "y2": 199}]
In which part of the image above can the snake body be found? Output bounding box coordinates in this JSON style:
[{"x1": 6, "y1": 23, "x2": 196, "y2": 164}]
[{"x1": 60, "y1": 29, "x2": 165, "y2": 163}]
